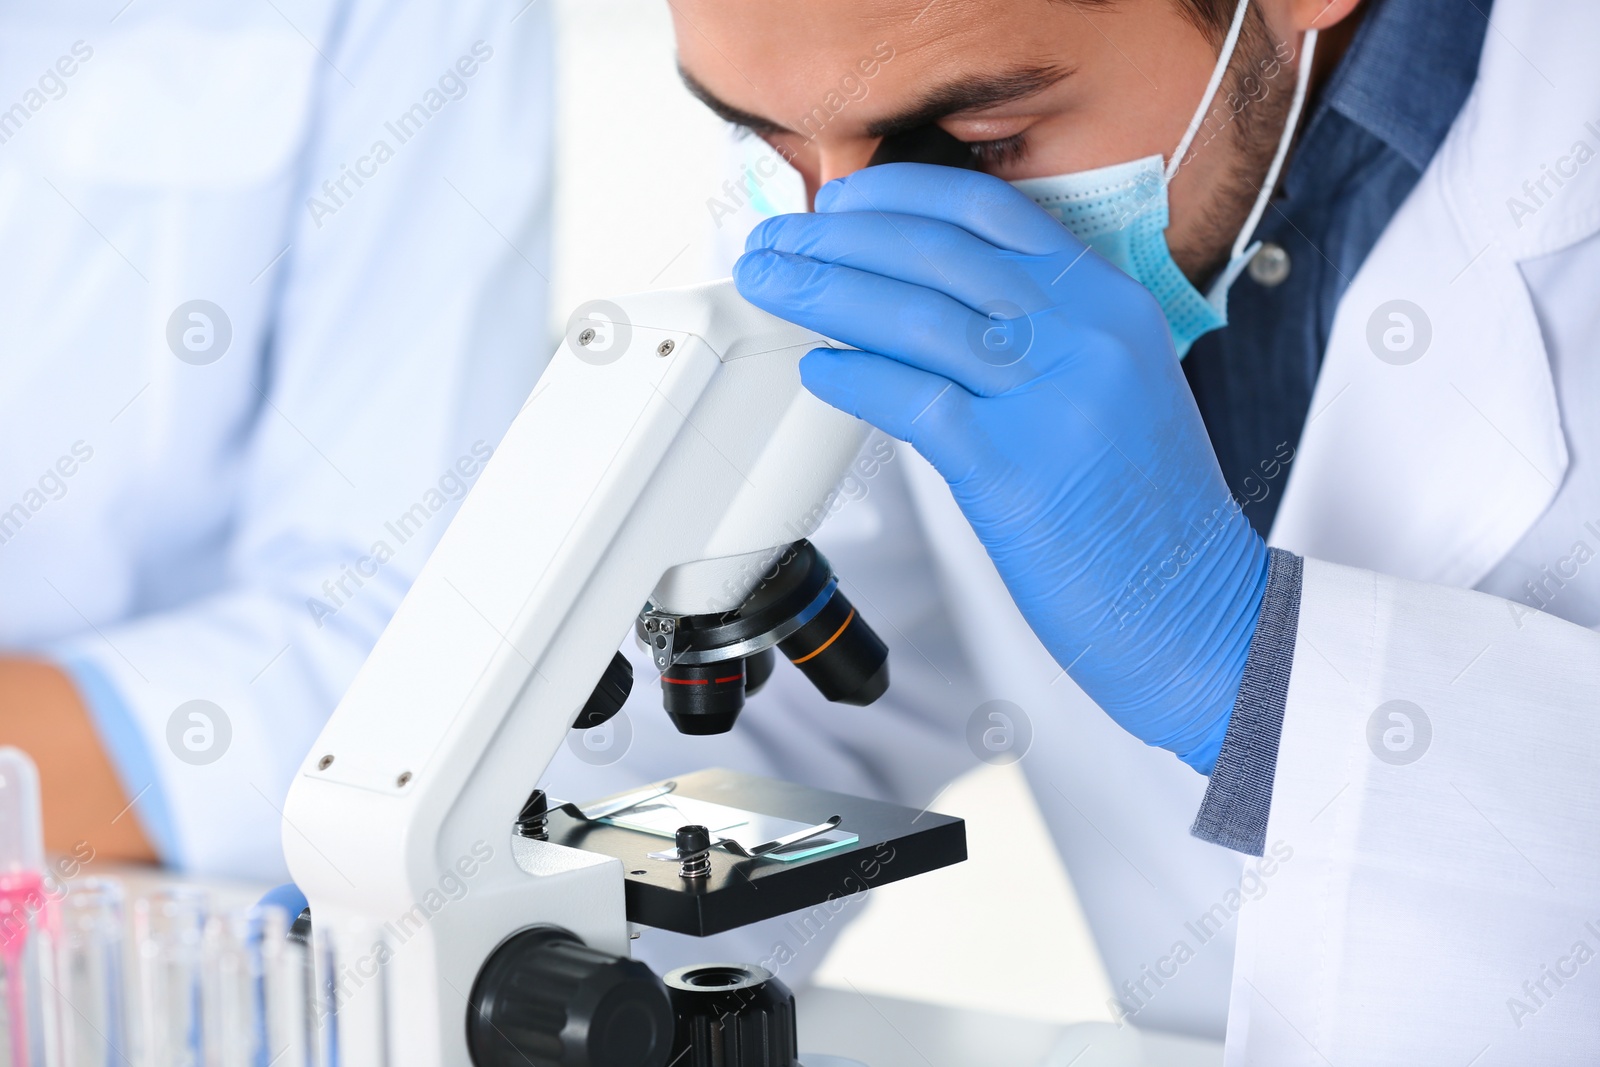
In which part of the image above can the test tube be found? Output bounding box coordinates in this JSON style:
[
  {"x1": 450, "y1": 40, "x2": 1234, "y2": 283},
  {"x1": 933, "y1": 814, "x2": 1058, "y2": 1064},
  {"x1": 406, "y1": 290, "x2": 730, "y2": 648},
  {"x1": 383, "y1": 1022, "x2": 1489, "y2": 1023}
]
[
  {"x1": 49, "y1": 879, "x2": 128, "y2": 1067},
  {"x1": 255, "y1": 906, "x2": 312, "y2": 1067},
  {"x1": 200, "y1": 909, "x2": 259, "y2": 1067},
  {"x1": 133, "y1": 887, "x2": 209, "y2": 1067},
  {"x1": 0, "y1": 747, "x2": 47, "y2": 1067},
  {"x1": 316, "y1": 921, "x2": 390, "y2": 1067}
]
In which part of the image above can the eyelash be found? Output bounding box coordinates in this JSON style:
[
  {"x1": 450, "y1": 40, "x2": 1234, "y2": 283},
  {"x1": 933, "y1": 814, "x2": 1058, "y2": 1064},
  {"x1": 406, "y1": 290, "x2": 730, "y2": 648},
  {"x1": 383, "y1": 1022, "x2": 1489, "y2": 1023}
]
[
  {"x1": 964, "y1": 132, "x2": 1029, "y2": 168},
  {"x1": 738, "y1": 124, "x2": 1029, "y2": 169}
]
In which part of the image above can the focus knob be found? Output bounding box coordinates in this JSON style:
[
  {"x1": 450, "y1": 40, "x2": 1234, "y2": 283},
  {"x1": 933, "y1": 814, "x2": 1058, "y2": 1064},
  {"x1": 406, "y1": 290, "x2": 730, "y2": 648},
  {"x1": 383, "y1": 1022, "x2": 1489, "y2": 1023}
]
[
  {"x1": 573, "y1": 651, "x2": 634, "y2": 730},
  {"x1": 665, "y1": 963, "x2": 798, "y2": 1067},
  {"x1": 468, "y1": 927, "x2": 672, "y2": 1067}
]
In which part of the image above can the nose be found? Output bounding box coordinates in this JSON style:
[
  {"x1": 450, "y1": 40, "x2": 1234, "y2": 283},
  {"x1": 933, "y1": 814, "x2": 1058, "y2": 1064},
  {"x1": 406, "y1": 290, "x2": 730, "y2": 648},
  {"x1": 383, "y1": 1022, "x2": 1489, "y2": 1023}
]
[{"x1": 805, "y1": 140, "x2": 882, "y2": 207}]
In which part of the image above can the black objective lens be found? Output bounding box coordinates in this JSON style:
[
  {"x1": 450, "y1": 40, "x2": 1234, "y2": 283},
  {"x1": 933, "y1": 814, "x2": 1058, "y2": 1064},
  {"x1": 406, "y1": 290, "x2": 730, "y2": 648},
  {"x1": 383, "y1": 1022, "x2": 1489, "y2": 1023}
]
[
  {"x1": 743, "y1": 647, "x2": 775, "y2": 696},
  {"x1": 645, "y1": 541, "x2": 889, "y2": 736},
  {"x1": 777, "y1": 587, "x2": 887, "y2": 706},
  {"x1": 660, "y1": 660, "x2": 747, "y2": 736}
]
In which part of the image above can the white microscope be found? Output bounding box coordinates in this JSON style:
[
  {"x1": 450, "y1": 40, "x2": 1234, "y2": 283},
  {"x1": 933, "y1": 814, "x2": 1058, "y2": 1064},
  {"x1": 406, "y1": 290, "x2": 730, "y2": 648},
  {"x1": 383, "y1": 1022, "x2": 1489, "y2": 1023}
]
[{"x1": 282, "y1": 281, "x2": 966, "y2": 1067}]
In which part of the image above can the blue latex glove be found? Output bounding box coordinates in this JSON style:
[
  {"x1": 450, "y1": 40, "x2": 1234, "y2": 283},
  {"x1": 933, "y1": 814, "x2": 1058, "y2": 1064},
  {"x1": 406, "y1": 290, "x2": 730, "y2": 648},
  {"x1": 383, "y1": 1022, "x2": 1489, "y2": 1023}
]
[
  {"x1": 734, "y1": 164, "x2": 1269, "y2": 774},
  {"x1": 256, "y1": 882, "x2": 308, "y2": 918}
]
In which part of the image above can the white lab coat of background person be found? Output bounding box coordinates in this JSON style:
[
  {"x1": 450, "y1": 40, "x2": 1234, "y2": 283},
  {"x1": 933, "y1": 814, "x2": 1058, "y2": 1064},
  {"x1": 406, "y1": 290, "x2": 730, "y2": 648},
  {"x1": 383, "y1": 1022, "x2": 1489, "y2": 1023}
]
[
  {"x1": 0, "y1": 0, "x2": 552, "y2": 880},
  {"x1": 546, "y1": 1, "x2": 1600, "y2": 1058}
]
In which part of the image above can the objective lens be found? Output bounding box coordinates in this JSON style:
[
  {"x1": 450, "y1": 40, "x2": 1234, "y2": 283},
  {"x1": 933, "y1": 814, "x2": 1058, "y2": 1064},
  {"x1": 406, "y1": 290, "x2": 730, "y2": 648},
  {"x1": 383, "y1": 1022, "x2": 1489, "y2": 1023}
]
[
  {"x1": 777, "y1": 587, "x2": 888, "y2": 706},
  {"x1": 643, "y1": 540, "x2": 890, "y2": 737},
  {"x1": 743, "y1": 647, "x2": 776, "y2": 696},
  {"x1": 660, "y1": 660, "x2": 747, "y2": 736}
]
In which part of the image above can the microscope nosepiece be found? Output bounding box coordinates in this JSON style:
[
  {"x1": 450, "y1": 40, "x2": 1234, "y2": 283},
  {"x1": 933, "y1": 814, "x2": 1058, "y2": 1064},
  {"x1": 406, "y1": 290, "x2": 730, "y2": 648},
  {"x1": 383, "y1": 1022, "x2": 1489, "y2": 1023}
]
[{"x1": 640, "y1": 541, "x2": 889, "y2": 737}]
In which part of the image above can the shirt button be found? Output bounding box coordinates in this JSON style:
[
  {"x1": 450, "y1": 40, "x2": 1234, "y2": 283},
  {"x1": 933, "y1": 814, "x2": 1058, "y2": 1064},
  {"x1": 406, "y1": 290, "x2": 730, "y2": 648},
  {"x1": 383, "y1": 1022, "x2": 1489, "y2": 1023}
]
[{"x1": 1248, "y1": 242, "x2": 1291, "y2": 287}]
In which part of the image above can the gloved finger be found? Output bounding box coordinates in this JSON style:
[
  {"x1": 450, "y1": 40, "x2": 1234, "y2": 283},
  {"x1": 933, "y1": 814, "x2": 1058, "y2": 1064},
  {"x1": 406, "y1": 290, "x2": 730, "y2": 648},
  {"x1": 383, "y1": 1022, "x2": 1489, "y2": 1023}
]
[
  {"x1": 736, "y1": 249, "x2": 1038, "y2": 397},
  {"x1": 799, "y1": 347, "x2": 979, "y2": 481},
  {"x1": 815, "y1": 164, "x2": 1076, "y2": 257},
  {"x1": 746, "y1": 211, "x2": 1049, "y2": 314}
]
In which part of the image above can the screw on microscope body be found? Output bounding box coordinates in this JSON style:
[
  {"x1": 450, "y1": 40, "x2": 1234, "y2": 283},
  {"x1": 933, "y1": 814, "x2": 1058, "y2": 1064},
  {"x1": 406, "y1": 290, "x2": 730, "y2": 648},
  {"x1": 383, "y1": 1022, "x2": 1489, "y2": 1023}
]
[
  {"x1": 656, "y1": 339, "x2": 675, "y2": 357},
  {"x1": 317, "y1": 754, "x2": 334, "y2": 770},
  {"x1": 578, "y1": 327, "x2": 596, "y2": 346},
  {"x1": 516, "y1": 789, "x2": 551, "y2": 841},
  {"x1": 676, "y1": 824, "x2": 712, "y2": 880}
]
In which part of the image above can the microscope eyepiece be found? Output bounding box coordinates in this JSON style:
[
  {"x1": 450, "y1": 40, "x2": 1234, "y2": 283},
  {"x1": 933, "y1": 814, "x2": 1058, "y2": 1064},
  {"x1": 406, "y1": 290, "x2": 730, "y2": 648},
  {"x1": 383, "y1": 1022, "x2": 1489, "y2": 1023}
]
[{"x1": 638, "y1": 541, "x2": 889, "y2": 736}]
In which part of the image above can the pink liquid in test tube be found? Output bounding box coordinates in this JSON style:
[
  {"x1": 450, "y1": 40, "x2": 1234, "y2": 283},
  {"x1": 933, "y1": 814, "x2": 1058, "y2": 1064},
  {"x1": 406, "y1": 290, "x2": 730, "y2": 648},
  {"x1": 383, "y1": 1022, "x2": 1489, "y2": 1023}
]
[{"x1": 0, "y1": 748, "x2": 45, "y2": 1067}]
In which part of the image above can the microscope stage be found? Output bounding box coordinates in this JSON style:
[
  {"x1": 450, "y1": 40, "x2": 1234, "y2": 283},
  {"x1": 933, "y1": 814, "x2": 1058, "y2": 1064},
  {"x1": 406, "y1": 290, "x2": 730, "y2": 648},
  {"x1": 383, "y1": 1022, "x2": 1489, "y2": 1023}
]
[{"x1": 544, "y1": 768, "x2": 967, "y2": 937}]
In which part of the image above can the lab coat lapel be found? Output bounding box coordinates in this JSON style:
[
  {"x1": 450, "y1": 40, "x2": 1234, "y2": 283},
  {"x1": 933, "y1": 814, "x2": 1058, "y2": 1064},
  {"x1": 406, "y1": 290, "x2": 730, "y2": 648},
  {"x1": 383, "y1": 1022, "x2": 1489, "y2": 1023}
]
[
  {"x1": 1267, "y1": 121, "x2": 1566, "y2": 588},
  {"x1": 1234, "y1": 4, "x2": 1600, "y2": 1056}
]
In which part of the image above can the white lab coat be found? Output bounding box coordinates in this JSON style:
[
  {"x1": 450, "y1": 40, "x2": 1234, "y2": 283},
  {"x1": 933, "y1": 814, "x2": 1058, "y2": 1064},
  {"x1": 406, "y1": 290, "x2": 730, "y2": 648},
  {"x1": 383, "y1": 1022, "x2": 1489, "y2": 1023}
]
[
  {"x1": 1224, "y1": 3, "x2": 1600, "y2": 1062},
  {"x1": 553, "y1": 0, "x2": 1600, "y2": 1057},
  {"x1": 0, "y1": 0, "x2": 552, "y2": 879}
]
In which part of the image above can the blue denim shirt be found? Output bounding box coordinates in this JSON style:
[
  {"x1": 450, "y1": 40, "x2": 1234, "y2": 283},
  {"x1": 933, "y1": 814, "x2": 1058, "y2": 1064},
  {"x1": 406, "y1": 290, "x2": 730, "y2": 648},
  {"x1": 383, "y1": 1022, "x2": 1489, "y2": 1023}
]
[
  {"x1": 1188, "y1": 0, "x2": 1491, "y2": 854},
  {"x1": 1185, "y1": 0, "x2": 1491, "y2": 536}
]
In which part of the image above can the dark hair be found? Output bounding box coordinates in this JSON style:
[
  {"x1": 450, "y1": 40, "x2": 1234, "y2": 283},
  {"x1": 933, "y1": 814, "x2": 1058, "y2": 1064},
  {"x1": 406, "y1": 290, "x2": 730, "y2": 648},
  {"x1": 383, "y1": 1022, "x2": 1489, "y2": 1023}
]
[{"x1": 1175, "y1": 0, "x2": 1238, "y2": 44}]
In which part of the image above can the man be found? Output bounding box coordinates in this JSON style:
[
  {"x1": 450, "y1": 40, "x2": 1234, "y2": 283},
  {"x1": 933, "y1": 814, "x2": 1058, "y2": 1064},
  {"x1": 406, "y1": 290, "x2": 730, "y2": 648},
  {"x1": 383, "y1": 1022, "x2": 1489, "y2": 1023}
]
[
  {"x1": 562, "y1": 0, "x2": 1599, "y2": 1059},
  {"x1": 0, "y1": 0, "x2": 552, "y2": 880}
]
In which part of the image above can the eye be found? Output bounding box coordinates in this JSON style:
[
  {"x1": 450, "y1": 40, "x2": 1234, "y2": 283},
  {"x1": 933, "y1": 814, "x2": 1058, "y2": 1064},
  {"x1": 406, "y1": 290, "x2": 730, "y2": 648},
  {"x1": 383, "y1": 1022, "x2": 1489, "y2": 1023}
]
[{"x1": 964, "y1": 132, "x2": 1029, "y2": 169}]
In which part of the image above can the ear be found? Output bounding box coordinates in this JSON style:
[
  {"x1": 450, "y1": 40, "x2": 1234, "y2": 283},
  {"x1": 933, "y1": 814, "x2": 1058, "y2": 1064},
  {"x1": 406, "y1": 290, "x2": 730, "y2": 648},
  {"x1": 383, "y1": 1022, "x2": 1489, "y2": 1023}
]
[{"x1": 1288, "y1": 0, "x2": 1363, "y2": 31}]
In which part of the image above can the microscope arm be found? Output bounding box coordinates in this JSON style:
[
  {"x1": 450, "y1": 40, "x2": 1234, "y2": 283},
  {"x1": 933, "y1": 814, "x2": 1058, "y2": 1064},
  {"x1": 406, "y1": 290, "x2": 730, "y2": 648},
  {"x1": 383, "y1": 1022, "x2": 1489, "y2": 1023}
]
[{"x1": 281, "y1": 282, "x2": 867, "y2": 1067}]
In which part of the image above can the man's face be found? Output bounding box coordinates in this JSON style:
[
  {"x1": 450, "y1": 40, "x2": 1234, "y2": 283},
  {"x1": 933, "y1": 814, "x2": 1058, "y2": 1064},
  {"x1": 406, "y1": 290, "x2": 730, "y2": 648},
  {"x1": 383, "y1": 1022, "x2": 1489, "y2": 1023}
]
[{"x1": 672, "y1": 0, "x2": 1333, "y2": 283}]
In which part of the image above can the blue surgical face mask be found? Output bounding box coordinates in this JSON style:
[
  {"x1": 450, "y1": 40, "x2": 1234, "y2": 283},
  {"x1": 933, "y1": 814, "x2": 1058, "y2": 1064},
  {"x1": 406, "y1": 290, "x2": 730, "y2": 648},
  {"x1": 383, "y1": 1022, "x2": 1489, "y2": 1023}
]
[{"x1": 1011, "y1": 1, "x2": 1318, "y2": 358}]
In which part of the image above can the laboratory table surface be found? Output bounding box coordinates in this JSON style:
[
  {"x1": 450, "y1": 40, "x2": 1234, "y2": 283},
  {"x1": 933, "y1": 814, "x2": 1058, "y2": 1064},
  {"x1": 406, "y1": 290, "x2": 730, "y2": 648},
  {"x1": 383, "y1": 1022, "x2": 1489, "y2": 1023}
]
[{"x1": 796, "y1": 986, "x2": 1222, "y2": 1067}]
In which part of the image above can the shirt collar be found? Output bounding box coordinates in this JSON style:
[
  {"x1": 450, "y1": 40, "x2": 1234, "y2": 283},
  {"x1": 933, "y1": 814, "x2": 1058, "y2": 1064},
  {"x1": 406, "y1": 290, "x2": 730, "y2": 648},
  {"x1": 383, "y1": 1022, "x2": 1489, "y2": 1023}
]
[{"x1": 1315, "y1": 0, "x2": 1492, "y2": 173}]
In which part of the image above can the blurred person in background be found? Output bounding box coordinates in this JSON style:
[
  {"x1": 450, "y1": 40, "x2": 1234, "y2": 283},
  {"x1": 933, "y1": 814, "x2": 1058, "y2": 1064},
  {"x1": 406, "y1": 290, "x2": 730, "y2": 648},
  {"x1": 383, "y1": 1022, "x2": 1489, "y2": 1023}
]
[{"x1": 0, "y1": 0, "x2": 552, "y2": 880}]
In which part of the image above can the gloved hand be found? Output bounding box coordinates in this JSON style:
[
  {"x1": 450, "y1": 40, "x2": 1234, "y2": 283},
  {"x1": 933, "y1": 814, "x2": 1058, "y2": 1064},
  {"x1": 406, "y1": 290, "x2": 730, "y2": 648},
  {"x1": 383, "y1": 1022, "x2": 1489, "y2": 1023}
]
[{"x1": 734, "y1": 164, "x2": 1269, "y2": 774}]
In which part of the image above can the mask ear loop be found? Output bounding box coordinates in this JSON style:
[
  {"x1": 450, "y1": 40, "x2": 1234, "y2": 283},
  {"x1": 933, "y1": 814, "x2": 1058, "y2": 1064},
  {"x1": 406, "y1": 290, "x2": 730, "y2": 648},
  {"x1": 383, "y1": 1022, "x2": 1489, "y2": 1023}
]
[
  {"x1": 1165, "y1": 0, "x2": 1252, "y2": 184},
  {"x1": 1229, "y1": 27, "x2": 1320, "y2": 262}
]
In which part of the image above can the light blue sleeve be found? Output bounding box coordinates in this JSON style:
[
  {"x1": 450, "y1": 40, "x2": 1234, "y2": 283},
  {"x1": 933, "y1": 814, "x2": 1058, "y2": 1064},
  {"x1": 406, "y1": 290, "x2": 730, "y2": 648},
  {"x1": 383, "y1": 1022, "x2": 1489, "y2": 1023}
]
[{"x1": 48, "y1": 0, "x2": 554, "y2": 880}]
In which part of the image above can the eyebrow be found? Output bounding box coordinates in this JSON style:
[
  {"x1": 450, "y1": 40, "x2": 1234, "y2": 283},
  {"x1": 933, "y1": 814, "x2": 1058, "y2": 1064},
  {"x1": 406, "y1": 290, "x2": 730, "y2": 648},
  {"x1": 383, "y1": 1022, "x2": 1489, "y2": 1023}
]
[
  {"x1": 678, "y1": 64, "x2": 1073, "y2": 140},
  {"x1": 679, "y1": 67, "x2": 790, "y2": 135}
]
